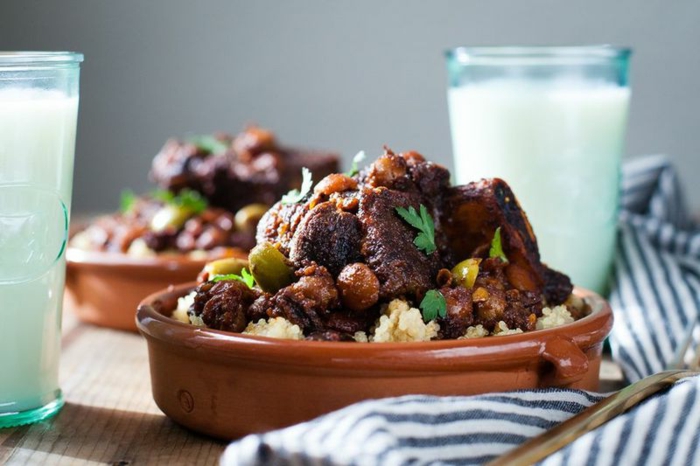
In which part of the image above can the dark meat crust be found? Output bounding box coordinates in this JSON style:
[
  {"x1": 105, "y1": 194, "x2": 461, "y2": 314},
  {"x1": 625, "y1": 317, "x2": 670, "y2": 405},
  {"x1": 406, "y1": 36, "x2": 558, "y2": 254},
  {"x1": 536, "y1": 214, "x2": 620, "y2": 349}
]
[
  {"x1": 542, "y1": 266, "x2": 574, "y2": 306},
  {"x1": 357, "y1": 187, "x2": 443, "y2": 301},
  {"x1": 192, "y1": 280, "x2": 261, "y2": 332},
  {"x1": 442, "y1": 178, "x2": 573, "y2": 304},
  {"x1": 289, "y1": 202, "x2": 364, "y2": 276},
  {"x1": 443, "y1": 179, "x2": 541, "y2": 284}
]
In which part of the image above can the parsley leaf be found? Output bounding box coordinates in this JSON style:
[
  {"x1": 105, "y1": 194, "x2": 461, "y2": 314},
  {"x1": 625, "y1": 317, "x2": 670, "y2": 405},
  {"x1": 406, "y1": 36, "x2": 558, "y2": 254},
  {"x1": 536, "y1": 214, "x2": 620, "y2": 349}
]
[
  {"x1": 346, "y1": 150, "x2": 366, "y2": 177},
  {"x1": 151, "y1": 189, "x2": 175, "y2": 204},
  {"x1": 395, "y1": 204, "x2": 437, "y2": 255},
  {"x1": 175, "y1": 189, "x2": 208, "y2": 214},
  {"x1": 152, "y1": 188, "x2": 208, "y2": 215},
  {"x1": 489, "y1": 226, "x2": 508, "y2": 263},
  {"x1": 187, "y1": 134, "x2": 229, "y2": 155},
  {"x1": 281, "y1": 167, "x2": 313, "y2": 204},
  {"x1": 120, "y1": 189, "x2": 137, "y2": 214},
  {"x1": 211, "y1": 268, "x2": 255, "y2": 288},
  {"x1": 420, "y1": 289, "x2": 447, "y2": 322}
]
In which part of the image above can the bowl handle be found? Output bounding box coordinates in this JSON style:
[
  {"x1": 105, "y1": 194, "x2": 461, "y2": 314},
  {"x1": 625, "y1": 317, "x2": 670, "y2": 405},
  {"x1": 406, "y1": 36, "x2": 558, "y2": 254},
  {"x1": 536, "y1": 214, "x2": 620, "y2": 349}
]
[{"x1": 541, "y1": 337, "x2": 589, "y2": 386}]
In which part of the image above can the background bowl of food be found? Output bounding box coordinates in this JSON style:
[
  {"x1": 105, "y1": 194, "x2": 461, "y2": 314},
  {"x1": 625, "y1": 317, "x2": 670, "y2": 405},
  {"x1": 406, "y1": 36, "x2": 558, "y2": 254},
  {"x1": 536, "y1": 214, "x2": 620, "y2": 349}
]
[
  {"x1": 65, "y1": 126, "x2": 339, "y2": 331},
  {"x1": 136, "y1": 149, "x2": 614, "y2": 439}
]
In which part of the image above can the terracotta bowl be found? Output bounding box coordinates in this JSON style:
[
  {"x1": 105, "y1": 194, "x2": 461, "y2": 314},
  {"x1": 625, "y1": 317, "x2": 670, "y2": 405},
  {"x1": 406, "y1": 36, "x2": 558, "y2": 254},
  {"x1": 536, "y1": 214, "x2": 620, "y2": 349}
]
[
  {"x1": 136, "y1": 284, "x2": 613, "y2": 440},
  {"x1": 65, "y1": 248, "x2": 246, "y2": 332}
]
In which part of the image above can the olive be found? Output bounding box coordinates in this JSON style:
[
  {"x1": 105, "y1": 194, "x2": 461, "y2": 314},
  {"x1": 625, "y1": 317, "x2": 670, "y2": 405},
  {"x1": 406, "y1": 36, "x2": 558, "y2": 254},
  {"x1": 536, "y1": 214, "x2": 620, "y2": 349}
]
[
  {"x1": 234, "y1": 203, "x2": 269, "y2": 232},
  {"x1": 451, "y1": 258, "x2": 482, "y2": 289},
  {"x1": 249, "y1": 242, "x2": 295, "y2": 293},
  {"x1": 203, "y1": 257, "x2": 249, "y2": 277},
  {"x1": 150, "y1": 205, "x2": 192, "y2": 232}
]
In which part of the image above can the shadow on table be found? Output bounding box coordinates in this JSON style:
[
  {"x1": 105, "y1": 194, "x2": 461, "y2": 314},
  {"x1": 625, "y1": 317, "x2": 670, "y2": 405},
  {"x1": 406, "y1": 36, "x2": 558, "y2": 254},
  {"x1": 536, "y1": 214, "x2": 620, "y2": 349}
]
[{"x1": 1, "y1": 402, "x2": 226, "y2": 465}]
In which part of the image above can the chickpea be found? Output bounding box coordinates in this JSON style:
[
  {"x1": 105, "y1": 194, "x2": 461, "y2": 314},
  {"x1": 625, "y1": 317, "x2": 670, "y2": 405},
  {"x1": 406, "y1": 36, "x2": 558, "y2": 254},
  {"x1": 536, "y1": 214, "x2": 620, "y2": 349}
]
[
  {"x1": 367, "y1": 153, "x2": 407, "y2": 187},
  {"x1": 314, "y1": 174, "x2": 358, "y2": 196},
  {"x1": 337, "y1": 263, "x2": 380, "y2": 312}
]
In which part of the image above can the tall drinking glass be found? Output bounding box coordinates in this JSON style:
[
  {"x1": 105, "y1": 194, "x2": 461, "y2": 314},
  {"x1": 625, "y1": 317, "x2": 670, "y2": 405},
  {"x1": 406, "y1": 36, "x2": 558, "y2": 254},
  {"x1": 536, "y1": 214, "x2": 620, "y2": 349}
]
[
  {"x1": 0, "y1": 52, "x2": 83, "y2": 427},
  {"x1": 446, "y1": 46, "x2": 631, "y2": 294}
]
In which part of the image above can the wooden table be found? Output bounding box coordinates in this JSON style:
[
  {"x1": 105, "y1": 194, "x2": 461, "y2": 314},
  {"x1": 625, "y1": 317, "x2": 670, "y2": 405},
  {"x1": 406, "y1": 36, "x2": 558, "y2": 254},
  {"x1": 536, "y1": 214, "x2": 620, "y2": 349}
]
[
  {"x1": 0, "y1": 312, "x2": 225, "y2": 465},
  {"x1": 0, "y1": 312, "x2": 625, "y2": 465}
]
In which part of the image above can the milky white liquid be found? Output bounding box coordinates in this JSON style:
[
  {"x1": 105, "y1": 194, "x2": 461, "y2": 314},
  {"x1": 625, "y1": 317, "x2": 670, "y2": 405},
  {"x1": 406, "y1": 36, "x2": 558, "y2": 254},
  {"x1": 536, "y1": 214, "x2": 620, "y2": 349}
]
[
  {"x1": 448, "y1": 82, "x2": 630, "y2": 292},
  {"x1": 0, "y1": 89, "x2": 78, "y2": 415}
]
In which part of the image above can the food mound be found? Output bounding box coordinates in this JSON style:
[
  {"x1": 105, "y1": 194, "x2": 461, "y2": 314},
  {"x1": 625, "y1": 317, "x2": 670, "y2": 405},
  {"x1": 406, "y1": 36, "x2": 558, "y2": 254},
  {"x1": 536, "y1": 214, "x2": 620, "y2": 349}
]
[
  {"x1": 173, "y1": 149, "x2": 585, "y2": 341},
  {"x1": 70, "y1": 126, "x2": 339, "y2": 257},
  {"x1": 150, "y1": 126, "x2": 338, "y2": 214}
]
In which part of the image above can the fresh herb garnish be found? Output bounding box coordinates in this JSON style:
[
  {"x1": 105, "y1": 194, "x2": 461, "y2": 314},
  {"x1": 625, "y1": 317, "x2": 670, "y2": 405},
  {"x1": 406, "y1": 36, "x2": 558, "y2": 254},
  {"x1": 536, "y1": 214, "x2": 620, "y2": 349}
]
[
  {"x1": 281, "y1": 167, "x2": 313, "y2": 204},
  {"x1": 346, "y1": 150, "x2": 366, "y2": 177},
  {"x1": 489, "y1": 226, "x2": 508, "y2": 263},
  {"x1": 211, "y1": 268, "x2": 255, "y2": 288},
  {"x1": 395, "y1": 204, "x2": 437, "y2": 255},
  {"x1": 420, "y1": 289, "x2": 447, "y2": 321},
  {"x1": 120, "y1": 189, "x2": 137, "y2": 213},
  {"x1": 152, "y1": 188, "x2": 208, "y2": 214},
  {"x1": 187, "y1": 134, "x2": 229, "y2": 155}
]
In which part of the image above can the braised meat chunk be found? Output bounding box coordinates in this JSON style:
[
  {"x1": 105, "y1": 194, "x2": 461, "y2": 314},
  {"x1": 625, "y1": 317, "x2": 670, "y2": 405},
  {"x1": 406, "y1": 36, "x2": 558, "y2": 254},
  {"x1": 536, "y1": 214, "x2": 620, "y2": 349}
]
[
  {"x1": 442, "y1": 178, "x2": 573, "y2": 304},
  {"x1": 267, "y1": 263, "x2": 341, "y2": 332},
  {"x1": 358, "y1": 187, "x2": 443, "y2": 301},
  {"x1": 288, "y1": 202, "x2": 364, "y2": 276},
  {"x1": 191, "y1": 280, "x2": 261, "y2": 332},
  {"x1": 443, "y1": 179, "x2": 542, "y2": 286},
  {"x1": 255, "y1": 201, "x2": 309, "y2": 256},
  {"x1": 437, "y1": 285, "x2": 474, "y2": 339}
]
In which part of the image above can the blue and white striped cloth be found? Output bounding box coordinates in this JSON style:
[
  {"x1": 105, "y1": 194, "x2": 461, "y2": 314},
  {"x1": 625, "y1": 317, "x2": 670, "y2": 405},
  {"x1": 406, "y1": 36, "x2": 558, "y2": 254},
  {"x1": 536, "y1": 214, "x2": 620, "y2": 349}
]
[
  {"x1": 611, "y1": 155, "x2": 700, "y2": 382},
  {"x1": 222, "y1": 155, "x2": 700, "y2": 466}
]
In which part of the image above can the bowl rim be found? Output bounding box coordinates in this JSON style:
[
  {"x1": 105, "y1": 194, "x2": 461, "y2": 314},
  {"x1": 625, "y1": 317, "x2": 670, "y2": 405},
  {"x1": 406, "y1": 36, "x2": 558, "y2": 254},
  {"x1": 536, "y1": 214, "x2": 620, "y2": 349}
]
[
  {"x1": 136, "y1": 283, "x2": 613, "y2": 372},
  {"x1": 66, "y1": 247, "x2": 247, "y2": 270}
]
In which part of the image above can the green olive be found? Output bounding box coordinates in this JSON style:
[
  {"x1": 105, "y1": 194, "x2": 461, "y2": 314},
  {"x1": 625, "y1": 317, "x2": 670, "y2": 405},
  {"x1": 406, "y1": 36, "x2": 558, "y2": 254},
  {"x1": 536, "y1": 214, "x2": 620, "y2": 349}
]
[
  {"x1": 150, "y1": 205, "x2": 191, "y2": 232},
  {"x1": 204, "y1": 257, "x2": 249, "y2": 277},
  {"x1": 249, "y1": 242, "x2": 295, "y2": 293},
  {"x1": 451, "y1": 258, "x2": 481, "y2": 289},
  {"x1": 234, "y1": 203, "x2": 269, "y2": 232}
]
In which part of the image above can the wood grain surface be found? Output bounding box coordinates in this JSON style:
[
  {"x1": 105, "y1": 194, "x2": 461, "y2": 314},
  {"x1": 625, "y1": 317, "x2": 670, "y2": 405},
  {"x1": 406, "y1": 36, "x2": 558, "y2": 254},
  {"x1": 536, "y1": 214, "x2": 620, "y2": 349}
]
[
  {"x1": 0, "y1": 312, "x2": 225, "y2": 466},
  {"x1": 0, "y1": 311, "x2": 625, "y2": 466}
]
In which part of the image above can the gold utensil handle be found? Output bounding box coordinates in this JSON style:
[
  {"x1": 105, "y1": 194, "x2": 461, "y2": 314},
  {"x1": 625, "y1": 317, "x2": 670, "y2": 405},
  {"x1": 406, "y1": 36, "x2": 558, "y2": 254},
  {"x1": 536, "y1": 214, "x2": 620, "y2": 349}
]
[{"x1": 487, "y1": 370, "x2": 698, "y2": 466}]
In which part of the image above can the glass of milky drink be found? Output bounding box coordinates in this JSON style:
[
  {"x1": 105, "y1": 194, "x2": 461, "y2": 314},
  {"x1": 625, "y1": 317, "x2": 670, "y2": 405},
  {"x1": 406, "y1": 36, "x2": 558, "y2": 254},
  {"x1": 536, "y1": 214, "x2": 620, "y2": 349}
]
[
  {"x1": 0, "y1": 52, "x2": 83, "y2": 427},
  {"x1": 446, "y1": 46, "x2": 631, "y2": 294}
]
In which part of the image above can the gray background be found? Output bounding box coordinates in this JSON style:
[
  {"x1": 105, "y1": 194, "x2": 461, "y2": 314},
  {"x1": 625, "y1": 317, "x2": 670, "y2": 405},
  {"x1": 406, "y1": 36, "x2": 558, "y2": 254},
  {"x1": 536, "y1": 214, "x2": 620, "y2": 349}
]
[{"x1": 1, "y1": 0, "x2": 698, "y2": 213}]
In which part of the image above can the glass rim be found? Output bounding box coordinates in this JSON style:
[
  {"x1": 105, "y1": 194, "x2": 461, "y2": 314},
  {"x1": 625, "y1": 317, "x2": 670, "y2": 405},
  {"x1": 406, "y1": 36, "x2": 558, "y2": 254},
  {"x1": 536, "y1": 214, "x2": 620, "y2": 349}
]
[
  {"x1": 0, "y1": 51, "x2": 84, "y2": 66},
  {"x1": 446, "y1": 45, "x2": 631, "y2": 64}
]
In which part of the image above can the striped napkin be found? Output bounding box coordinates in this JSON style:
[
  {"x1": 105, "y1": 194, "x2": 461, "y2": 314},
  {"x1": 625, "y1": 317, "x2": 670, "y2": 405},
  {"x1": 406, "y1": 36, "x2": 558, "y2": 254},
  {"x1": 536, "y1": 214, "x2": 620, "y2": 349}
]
[
  {"x1": 611, "y1": 155, "x2": 700, "y2": 382},
  {"x1": 222, "y1": 155, "x2": 700, "y2": 466}
]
